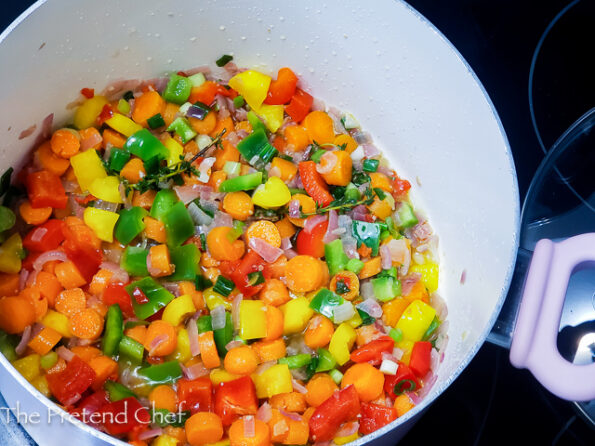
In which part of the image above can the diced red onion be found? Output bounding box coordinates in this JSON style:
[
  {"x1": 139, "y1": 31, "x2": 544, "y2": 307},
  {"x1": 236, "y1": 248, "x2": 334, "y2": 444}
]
[
  {"x1": 430, "y1": 348, "x2": 440, "y2": 372},
  {"x1": 356, "y1": 298, "x2": 383, "y2": 318},
  {"x1": 249, "y1": 237, "x2": 283, "y2": 263},
  {"x1": 181, "y1": 362, "x2": 210, "y2": 380},
  {"x1": 197, "y1": 157, "x2": 216, "y2": 183},
  {"x1": 401, "y1": 273, "x2": 421, "y2": 296},
  {"x1": 232, "y1": 294, "x2": 243, "y2": 330},
  {"x1": 292, "y1": 378, "x2": 308, "y2": 394},
  {"x1": 99, "y1": 261, "x2": 129, "y2": 284},
  {"x1": 380, "y1": 244, "x2": 392, "y2": 270},
  {"x1": 187, "y1": 202, "x2": 214, "y2": 226},
  {"x1": 243, "y1": 415, "x2": 256, "y2": 438},
  {"x1": 322, "y1": 209, "x2": 339, "y2": 243},
  {"x1": 333, "y1": 302, "x2": 355, "y2": 323},
  {"x1": 386, "y1": 238, "x2": 410, "y2": 265},
  {"x1": 255, "y1": 360, "x2": 276, "y2": 375},
  {"x1": 418, "y1": 371, "x2": 437, "y2": 400},
  {"x1": 335, "y1": 421, "x2": 359, "y2": 438},
  {"x1": 208, "y1": 211, "x2": 233, "y2": 229},
  {"x1": 56, "y1": 346, "x2": 75, "y2": 362},
  {"x1": 279, "y1": 408, "x2": 302, "y2": 422},
  {"x1": 284, "y1": 248, "x2": 298, "y2": 259},
  {"x1": 18, "y1": 269, "x2": 29, "y2": 293},
  {"x1": 349, "y1": 204, "x2": 369, "y2": 222},
  {"x1": 138, "y1": 428, "x2": 163, "y2": 441},
  {"x1": 360, "y1": 281, "x2": 375, "y2": 300},
  {"x1": 281, "y1": 237, "x2": 292, "y2": 251},
  {"x1": 15, "y1": 325, "x2": 32, "y2": 356},
  {"x1": 256, "y1": 402, "x2": 272, "y2": 422},
  {"x1": 392, "y1": 347, "x2": 404, "y2": 361},
  {"x1": 19, "y1": 124, "x2": 37, "y2": 140},
  {"x1": 211, "y1": 305, "x2": 227, "y2": 330},
  {"x1": 148, "y1": 334, "x2": 168, "y2": 356},
  {"x1": 328, "y1": 107, "x2": 347, "y2": 134},
  {"x1": 430, "y1": 293, "x2": 448, "y2": 322},
  {"x1": 25, "y1": 269, "x2": 38, "y2": 288},
  {"x1": 303, "y1": 214, "x2": 327, "y2": 234},
  {"x1": 362, "y1": 143, "x2": 381, "y2": 158},
  {"x1": 81, "y1": 130, "x2": 103, "y2": 150},
  {"x1": 288, "y1": 200, "x2": 301, "y2": 218},
  {"x1": 381, "y1": 351, "x2": 398, "y2": 363},
  {"x1": 235, "y1": 128, "x2": 249, "y2": 140},
  {"x1": 225, "y1": 340, "x2": 244, "y2": 351},
  {"x1": 311, "y1": 97, "x2": 326, "y2": 112},
  {"x1": 29, "y1": 227, "x2": 48, "y2": 243},
  {"x1": 187, "y1": 316, "x2": 201, "y2": 357},
  {"x1": 174, "y1": 185, "x2": 202, "y2": 204},
  {"x1": 352, "y1": 130, "x2": 373, "y2": 145},
  {"x1": 315, "y1": 151, "x2": 337, "y2": 175},
  {"x1": 62, "y1": 180, "x2": 78, "y2": 193},
  {"x1": 33, "y1": 250, "x2": 68, "y2": 271},
  {"x1": 342, "y1": 235, "x2": 359, "y2": 259}
]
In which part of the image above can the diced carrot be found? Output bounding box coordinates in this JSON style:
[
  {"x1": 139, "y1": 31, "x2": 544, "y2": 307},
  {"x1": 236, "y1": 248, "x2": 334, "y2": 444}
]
[
  {"x1": 70, "y1": 345, "x2": 102, "y2": 363},
  {"x1": 245, "y1": 220, "x2": 282, "y2": 249},
  {"x1": 132, "y1": 189, "x2": 156, "y2": 209},
  {"x1": 263, "y1": 305, "x2": 284, "y2": 341},
  {"x1": 0, "y1": 273, "x2": 20, "y2": 298},
  {"x1": 101, "y1": 128, "x2": 127, "y2": 149},
  {"x1": 185, "y1": 412, "x2": 224, "y2": 446},
  {"x1": 224, "y1": 345, "x2": 259, "y2": 375},
  {"x1": 189, "y1": 111, "x2": 217, "y2": 135},
  {"x1": 268, "y1": 409, "x2": 289, "y2": 443},
  {"x1": 206, "y1": 227, "x2": 245, "y2": 261},
  {"x1": 222, "y1": 191, "x2": 254, "y2": 221},
  {"x1": 269, "y1": 391, "x2": 307, "y2": 413},
  {"x1": 144, "y1": 216, "x2": 167, "y2": 243},
  {"x1": 333, "y1": 134, "x2": 358, "y2": 154},
  {"x1": 304, "y1": 315, "x2": 334, "y2": 349},
  {"x1": 78, "y1": 127, "x2": 102, "y2": 150},
  {"x1": 31, "y1": 271, "x2": 63, "y2": 307},
  {"x1": 147, "y1": 244, "x2": 174, "y2": 278},
  {"x1": 275, "y1": 217, "x2": 296, "y2": 240},
  {"x1": 210, "y1": 116, "x2": 234, "y2": 138},
  {"x1": 0, "y1": 296, "x2": 36, "y2": 334},
  {"x1": 284, "y1": 255, "x2": 324, "y2": 293},
  {"x1": 19, "y1": 200, "x2": 52, "y2": 225},
  {"x1": 55, "y1": 288, "x2": 86, "y2": 317},
  {"x1": 198, "y1": 331, "x2": 220, "y2": 369},
  {"x1": 251, "y1": 338, "x2": 286, "y2": 363},
  {"x1": 266, "y1": 255, "x2": 287, "y2": 279},
  {"x1": 55, "y1": 261, "x2": 87, "y2": 289},
  {"x1": 305, "y1": 373, "x2": 338, "y2": 407},
  {"x1": 235, "y1": 120, "x2": 252, "y2": 133},
  {"x1": 341, "y1": 362, "x2": 384, "y2": 402},
  {"x1": 284, "y1": 125, "x2": 310, "y2": 152},
  {"x1": 229, "y1": 417, "x2": 270, "y2": 446},
  {"x1": 68, "y1": 308, "x2": 104, "y2": 340},
  {"x1": 259, "y1": 279, "x2": 290, "y2": 307},
  {"x1": 21, "y1": 287, "x2": 48, "y2": 321},
  {"x1": 184, "y1": 140, "x2": 199, "y2": 155},
  {"x1": 28, "y1": 326, "x2": 62, "y2": 355},
  {"x1": 50, "y1": 128, "x2": 81, "y2": 159},
  {"x1": 144, "y1": 320, "x2": 177, "y2": 356},
  {"x1": 88, "y1": 269, "x2": 114, "y2": 297},
  {"x1": 200, "y1": 251, "x2": 220, "y2": 268},
  {"x1": 404, "y1": 280, "x2": 429, "y2": 303},
  {"x1": 304, "y1": 111, "x2": 334, "y2": 145},
  {"x1": 271, "y1": 157, "x2": 298, "y2": 182},
  {"x1": 163, "y1": 102, "x2": 181, "y2": 127},
  {"x1": 320, "y1": 150, "x2": 352, "y2": 187},
  {"x1": 132, "y1": 90, "x2": 165, "y2": 126},
  {"x1": 355, "y1": 325, "x2": 382, "y2": 347},
  {"x1": 125, "y1": 325, "x2": 147, "y2": 346},
  {"x1": 381, "y1": 298, "x2": 410, "y2": 327},
  {"x1": 358, "y1": 257, "x2": 382, "y2": 280},
  {"x1": 88, "y1": 355, "x2": 118, "y2": 390},
  {"x1": 283, "y1": 418, "x2": 309, "y2": 445},
  {"x1": 214, "y1": 139, "x2": 240, "y2": 171},
  {"x1": 369, "y1": 172, "x2": 393, "y2": 193},
  {"x1": 36, "y1": 141, "x2": 70, "y2": 176},
  {"x1": 207, "y1": 170, "x2": 227, "y2": 191},
  {"x1": 120, "y1": 158, "x2": 146, "y2": 184},
  {"x1": 149, "y1": 385, "x2": 178, "y2": 413}
]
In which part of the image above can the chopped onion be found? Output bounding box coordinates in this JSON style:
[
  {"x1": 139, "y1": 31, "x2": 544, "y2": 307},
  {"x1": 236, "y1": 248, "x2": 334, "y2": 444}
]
[
  {"x1": 225, "y1": 340, "x2": 244, "y2": 351},
  {"x1": 349, "y1": 204, "x2": 369, "y2": 222},
  {"x1": 362, "y1": 143, "x2": 380, "y2": 158},
  {"x1": 418, "y1": 371, "x2": 437, "y2": 400},
  {"x1": 197, "y1": 157, "x2": 217, "y2": 183},
  {"x1": 288, "y1": 199, "x2": 301, "y2": 218},
  {"x1": 18, "y1": 269, "x2": 29, "y2": 292},
  {"x1": 281, "y1": 237, "x2": 292, "y2": 250},
  {"x1": 379, "y1": 358, "x2": 398, "y2": 375},
  {"x1": 25, "y1": 269, "x2": 38, "y2": 288},
  {"x1": 332, "y1": 302, "x2": 355, "y2": 323},
  {"x1": 174, "y1": 185, "x2": 201, "y2": 204},
  {"x1": 138, "y1": 428, "x2": 163, "y2": 441},
  {"x1": 223, "y1": 161, "x2": 241, "y2": 178},
  {"x1": 33, "y1": 250, "x2": 68, "y2": 271},
  {"x1": 430, "y1": 293, "x2": 448, "y2": 322},
  {"x1": 303, "y1": 214, "x2": 327, "y2": 234},
  {"x1": 15, "y1": 325, "x2": 32, "y2": 356},
  {"x1": 255, "y1": 360, "x2": 276, "y2": 375},
  {"x1": 187, "y1": 316, "x2": 201, "y2": 357},
  {"x1": 249, "y1": 237, "x2": 283, "y2": 263},
  {"x1": 81, "y1": 129, "x2": 103, "y2": 150},
  {"x1": 232, "y1": 294, "x2": 243, "y2": 330},
  {"x1": 322, "y1": 209, "x2": 339, "y2": 243},
  {"x1": 99, "y1": 261, "x2": 129, "y2": 284},
  {"x1": 118, "y1": 183, "x2": 132, "y2": 210},
  {"x1": 284, "y1": 248, "x2": 298, "y2": 259},
  {"x1": 211, "y1": 305, "x2": 226, "y2": 330},
  {"x1": 208, "y1": 211, "x2": 233, "y2": 229},
  {"x1": 315, "y1": 151, "x2": 337, "y2": 175},
  {"x1": 360, "y1": 281, "x2": 375, "y2": 300},
  {"x1": 291, "y1": 378, "x2": 308, "y2": 394},
  {"x1": 56, "y1": 346, "x2": 75, "y2": 362},
  {"x1": 188, "y1": 201, "x2": 213, "y2": 226},
  {"x1": 279, "y1": 408, "x2": 302, "y2": 422},
  {"x1": 29, "y1": 226, "x2": 48, "y2": 243},
  {"x1": 352, "y1": 130, "x2": 373, "y2": 145},
  {"x1": 243, "y1": 415, "x2": 256, "y2": 438},
  {"x1": 401, "y1": 273, "x2": 422, "y2": 296},
  {"x1": 386, "y1": 238, "x2": 410, "y2": 266},
  {"x1": 392, "y1": 347, "x2": 404, "y2": 361},
  {"x1": 430, "y1": 348, "x2": 440, "y2": 372},
  {"x1": 356, "y1": 298, "x2": 383, "y2": 318},
  {"x1": 181, "y1": 362, "x2": 210, "y2": 380},
  {"x1": 256, "y1": 402, "x2": 272, "y2": 422},
  {"x1": 380, "y1": 244, "x2": 393, "y2": 270},
  {"x1": 148, "y1": 334, "x2": 168, "y2": 356}
]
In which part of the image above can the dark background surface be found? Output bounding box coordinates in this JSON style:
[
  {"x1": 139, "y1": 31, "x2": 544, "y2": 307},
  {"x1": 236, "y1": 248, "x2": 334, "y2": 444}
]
[{"x1": 1, "y1": 1, "x2": 594, "y2": 445}]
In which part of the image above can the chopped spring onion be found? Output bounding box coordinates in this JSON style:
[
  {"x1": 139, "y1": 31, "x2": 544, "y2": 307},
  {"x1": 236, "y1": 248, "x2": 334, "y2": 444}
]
[
  {"x1": 328, "y1": 369, "x2": 344, "y2": 385},
  {"x1": 117, "y1": 99, "x2": 130, "y2": 115},
  {"x1": 223, "y1": 161, "x2": 241, "y2": 178},
  {"x1": 188, "y1": 72, "x2": 206, "y2": 88},
  {"x1": 233, "y1": 95, "x2": 245, "y2": 108},
  {"x1": 389, "y1": 327, "x2": 403, "y2": 343},
  {"x1": 211, "y1": 305, "x2": 227, "y2": 330},
  {"x1": 167, "y1": 117, "x2": 197, "y2": 144},
  {"x1": 195, "y1": 274, "x2": 213, "y2": 292},
  {"x1": 341, "y1": 112, "x2": 360, "y2": 130},
  {"x1": 247, "y1": 271, "x2": 265, "y2": 286},
  {"x1": 213, "y1": 276, "x2": 235, "y2": 297},
  {"x1": 394, "y1": 379, "x2": 417, "y2": 396},
  {"x1": 216, "y1": 54, "x2": 234, "y2": 67},
  {"x1": 226, "y1": 220, "x2": 246, "y2": 242},
  {"x1": 122, "y1": 90, "x2": 135, "y2": 101},
  {"x1": 187, "y1": 202, "x2": 213, "y2": 226},
  {"x1": 147, "y1": 113, "x2": 166, "y2": 129}
]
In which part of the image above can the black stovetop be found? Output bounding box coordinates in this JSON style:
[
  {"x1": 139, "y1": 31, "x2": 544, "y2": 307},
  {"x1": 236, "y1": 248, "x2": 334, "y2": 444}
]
[{"x1": 2, "y1": 1, "x2": 594, "y2": 445}]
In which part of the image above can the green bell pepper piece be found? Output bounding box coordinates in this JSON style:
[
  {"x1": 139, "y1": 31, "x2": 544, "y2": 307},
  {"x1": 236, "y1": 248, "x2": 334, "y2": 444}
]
[
  {"x1": 163, "y1": 74, "x2": 192, "y2": 105},
  {"x1": 357, "y1": 308, "x2": 375, "y2": 326},
  {"x1": 213, "y1": 312, "x2": 233, "y2": 357},
  {"x1": 150, "y1": 189, "x2": 179, "y2": 220},
  {"x1": 0, "y1": 330, "x2": 17, "y2": 362},
  {"x1": 105, "y1": 380, "x2": 137, "y2": 402},
  {"x1": 40, "y1": 351, "x2": 58, "y2": 370},
  {"x1": 162, "y1": 201, "x2": 194, "y2": 247},
  {"x1": 118, "y1": 335, "x2": 144, "y2": 364},
  {"x1": 115, "y1": 207, "x2": 148, "y2": 245},
  {"x1": 165, "y1": 244, "x2": 200, "y2": 281},
  {"x1": 237, "y1": 129, "x2": 277, "y2": 167},
  {"x1": 167, "y1": 117, "x2": 197, "y2": 144},
  {"x1": 371, "y1": 276, "x2": 401, "y2": 302},
  {"x1": 397, "y1": 202, "x2": 418, "y2": 229},
  {"x1": 219, "y1": 172, "x2": 263, "y2": 193},
  {"x1": 147, "y1": 113, "x2": 166, "y2": 129},
  {"x1": 196, "y1": 315, "x2": 212, "y2": 333},
  {"x1": 344, "y1": 183, "x2": 360, "y2": 201},
  {"x1": 315, "y1": 348, "x2": 337, "y2": 372},
  {"x1": 324, "y1": 239, "x2": 349, "y2": 275},
  {"x1": 362, "y1": 159, "x2": 379, "y2": 172},
  {"x1": 102, "y1": 304, "x2": 124, "y2": 357},
  {"x1": 246, "y1": 111, "x2": 267, "y2": 134},
  {"x1": 278, "y1": 354, "x2": 312, "y2": 369},
  {"x1": 351, "y1": 220, "x2": 382, "y2": 256},
  {"x1": 124, "y1": 128, "x2": 169, "y2": 161},
  {"x1": 108, "y1": 148, "x2": 131, "y2": 173},
  {"x1": 346, "y1": 258, "x2": 364, "y2": 274},
  {"x1": 120, "y1": 246, "x2": 149, "y2": 276},
  {"x1": 309, "y1": 288, "x2": 344, "y2": 319},
  {"x1": 389, "y1": 328, "x2": 403, "y2": 343},
  {"x1": 422, "y1": 317, "x2": 441, "y2": 341},
  {"x1": 139, "y1": 360, "x2": 183, "y2": 385},
  {"x1": 126, "y1": 277, "x2": 175, "y2": 320}
]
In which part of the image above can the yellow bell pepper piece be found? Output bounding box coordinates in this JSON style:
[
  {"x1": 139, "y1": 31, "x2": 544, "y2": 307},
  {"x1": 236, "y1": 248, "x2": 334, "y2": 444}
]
[
  {"x1": 88, "y1": 176, "x2": 124, "y2": 204},
  {"x1": 252, "y1": 363, "x2": 293, "y2": 398},
  {"x1": 252, "y1": 176, "x2": 292, "y2": 209},
  {"x1": 329, "y1": 322, "x2": 356, "y2": 365},
  {"x1": 166, "y1": 328, "x2": 192, "y2": 364},
  {"x1": 83, "y1": 207, "x2": 119, "y2": 243},
  {"x1": 334, "y1": 432, "x2": 359, "y2": 445},
  {"x1": 409, "y1": 262, "x2": 439, "y2": 293},
  {"x1": 228, "y1": 70, "x2": 272, "y2": 110},
  {"x1": 203, "y1": 287, "x2": 232, "y2": 311},
  {"x1": 239, "y1": 300, "x2": 267, "y2": 340},
  {"x1": 164, "y1": 137, "x2": 184, "y2": 167},
  {"x1": 210, "y1": 368, "x2": 240, "y2": 385},
  {"x1": 153, "y1": 435, "x2": 178, "y2": 446},
  {"x1": 12, "y1": 354, "x2": 41, "y2": 382},
  {"x1": 105, "y1": 113, "x2": 143, "y2": 137},
  {"x1": 0, "y1": 233, "x2": 22, "y2": 274},
  {"x1": 253, "y1": 103, "x2": 284, "y2": 133},
  {"x1": 395, "y1": 300, "x2": 436, "y2": 342},
  {"x1": 345, "y1": 310, "x2": 363, "y2": 329},
  {"x1": 41, "y1": 310, "x2": 71, "y2": 337},
  {"x1": 162, "y1": 294, "x2": 196, "y2": 326},
  {"x1": 73, "y1": 95, "x2": 109, "y2": 130},
  {"x1": 70, "y1": 149, "x2": 107, "y2": 192},
  {"x1": 32, "y1": 375, "x2": 51, "y2": 398},
  {"x1": 397, "y1": 339, "x2": 415, "y2": 365},
  {"x1": 280, "y1": 297, "x2": 314, "y2": 335}
]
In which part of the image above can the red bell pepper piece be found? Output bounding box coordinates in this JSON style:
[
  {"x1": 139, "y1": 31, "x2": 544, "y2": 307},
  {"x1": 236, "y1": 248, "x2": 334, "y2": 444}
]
[
  {"x1": 188, "y1": 81, "x2": 232, "y2": 106},
  {"x1": 214, "y1": 376, "x2": 258, "y2": 426},
  {"x1": 391, "y1": 175, "x2": 411, "y2": 200},
  {"x1": 359, "y1": 402, "x2": 398, "y2": 435},
  {"x1": 46, "y1": 356, "x2": 96, "y2": 406},
  {"x1": 296, "y1": 219, "x2": 328, "y2": 258},
  {"x1": 229, "y1": 250, "x2": 269, "y2": 297},
  {"x1": 62, "y1": 223, "x2": 103, "y2": 282},
  {"x1": 298, "y1": 161, "x2": 334, "y2": 207},
  {"x1": 70, "y1": 390, "x2": 110, "y2": 428},
  {"x1": 309, "y1": 384, "x2": 360, "y2": 442},
  {"x1": 80, "y1": 88, "x2": 95, "y2": 99},
  {"x1": 409, "y1": 341, "x2": 432, "y2": 377},
  {"x1": 264, "y1": 67, "x2": 298, "y2": 105},
  {"x1": 99, "y1": 397, "x2": 151, "y2": 436},
  {"x1": 285, "y1": 88, "x2": 313, "y2": 122},
  {"x1": 177, "y1": 377, "x2": 213, "y2": 414},
  {"x1": 22, "y1": 219, "x2": 66, "y2": 252},
  {"x1": 383, "y1": 363, "x2": 420, "y2": 399},
  {"x1": 97, "y1": 104, "x2": 113, "y2": 125},
  {"x1": 103, "y1": 283, "x2": 135, "y2": 318},
  {"x1": 349, "y1": 336, "x2": 395, "y2": 366},
  {"x1": 26, "y1": 170, "x2": 68, "y2": 209}
]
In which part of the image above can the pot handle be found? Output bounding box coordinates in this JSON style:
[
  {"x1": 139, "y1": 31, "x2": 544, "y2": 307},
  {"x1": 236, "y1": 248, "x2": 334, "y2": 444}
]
[{"x1": 509, "y1": 233, "x2": 595, "y2": 401}]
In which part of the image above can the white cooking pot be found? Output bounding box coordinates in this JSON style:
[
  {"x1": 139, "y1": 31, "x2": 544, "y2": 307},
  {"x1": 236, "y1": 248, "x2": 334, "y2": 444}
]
[{"x1": 0, "y1": 0, "x2": 519, "y2": 444}]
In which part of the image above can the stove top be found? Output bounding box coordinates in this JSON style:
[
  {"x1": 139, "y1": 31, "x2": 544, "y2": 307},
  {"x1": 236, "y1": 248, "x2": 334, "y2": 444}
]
[{"x1": 1, "y1": 1, "x2": 594, "y2": 445}]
